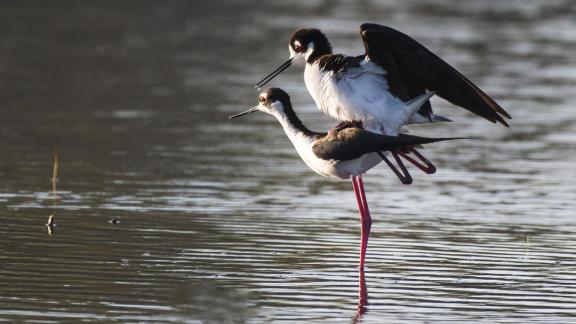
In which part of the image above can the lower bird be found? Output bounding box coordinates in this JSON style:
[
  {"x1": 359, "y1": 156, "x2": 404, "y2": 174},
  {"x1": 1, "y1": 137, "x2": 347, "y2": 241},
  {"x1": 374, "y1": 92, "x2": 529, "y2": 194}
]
[{"x1": 230, "y1": 88, "x2": 462, "y2": 269}]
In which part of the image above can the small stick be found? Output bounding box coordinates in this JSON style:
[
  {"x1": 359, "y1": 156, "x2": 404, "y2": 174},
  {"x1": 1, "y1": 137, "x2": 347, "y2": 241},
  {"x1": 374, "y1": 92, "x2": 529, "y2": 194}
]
[
  {"x1": 47, "y1": 153, "x2": 59, "y2": 237},
  {"x1": 51, "y1": 153, "x2": 59, "y2": 193}
]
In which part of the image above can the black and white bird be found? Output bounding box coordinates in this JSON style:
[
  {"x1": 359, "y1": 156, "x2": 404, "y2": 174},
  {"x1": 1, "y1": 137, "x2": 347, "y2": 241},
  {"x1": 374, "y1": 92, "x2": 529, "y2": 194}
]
[
  {"x1": 230, "y1": 88, "x2": 461, "y2": 268},
  {"x1": 255, "y1": 24, "x2": 511, "y2": 135}
]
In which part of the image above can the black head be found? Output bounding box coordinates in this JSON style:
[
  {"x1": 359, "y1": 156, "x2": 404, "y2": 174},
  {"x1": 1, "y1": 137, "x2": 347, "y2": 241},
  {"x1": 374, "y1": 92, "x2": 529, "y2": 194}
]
[
  {"x1": 255, "y1": 28, "x2": 333, "y2": 89},
  {"x1": 259, "y1": 88, "x2": 290, "y2": 105},
  {"x1": 230, "y1": 88, "x2": 316, "y2": 137},
  {"x1": 257, "y1": 88, "x2": 293, "y2": 115},
  {"x1": 229, "y1": 88, "x2": 293, "y2": 119},
  {"x1": 289, "y1": 28, "x2": 332, "y2": 63}
]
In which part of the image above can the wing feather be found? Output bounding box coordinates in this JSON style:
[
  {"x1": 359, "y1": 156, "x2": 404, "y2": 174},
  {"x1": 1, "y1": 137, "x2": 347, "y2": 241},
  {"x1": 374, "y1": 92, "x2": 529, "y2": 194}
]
[
  {"x1": 312, "y1": 128, "x2": 461, "y2": 161},
  {"x1": 360, "y1": 23, "x2": 511, "y2": 126}
]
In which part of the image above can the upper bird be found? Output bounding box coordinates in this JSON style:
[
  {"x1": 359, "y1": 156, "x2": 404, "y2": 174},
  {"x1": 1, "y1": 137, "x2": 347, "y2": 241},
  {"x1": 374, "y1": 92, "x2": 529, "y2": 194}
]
[{"x1": 255, "y1": 24, "x2": 511, "y2": 135}]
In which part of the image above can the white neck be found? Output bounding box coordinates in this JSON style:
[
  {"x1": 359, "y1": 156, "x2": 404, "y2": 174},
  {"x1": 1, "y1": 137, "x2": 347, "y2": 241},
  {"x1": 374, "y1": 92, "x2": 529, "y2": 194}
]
[
  {"x1": 271, "y1": 111, "x2": 315, "y2": 161},
  {"x1": 272, "y1": 112, "x2": 305, "y2": 139}
]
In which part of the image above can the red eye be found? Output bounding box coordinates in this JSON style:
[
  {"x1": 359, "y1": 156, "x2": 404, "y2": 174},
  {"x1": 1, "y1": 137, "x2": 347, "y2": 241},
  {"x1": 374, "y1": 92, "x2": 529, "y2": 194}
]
[
  {"x1": 259, "y1": 97, "x2": 266, "y2": 103},
  {"x1": 294, "y1": 44, "x2": 304, "y2": 53}
]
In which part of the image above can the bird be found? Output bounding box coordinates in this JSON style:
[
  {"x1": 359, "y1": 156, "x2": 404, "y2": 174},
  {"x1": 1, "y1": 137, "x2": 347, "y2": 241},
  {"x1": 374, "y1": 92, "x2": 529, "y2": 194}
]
[
  {"x1": 230, "y1": 88, "x2": 462, "y2": 269},
  {"x1": 255, "y1": 24, "x2": 511, "y2": 136}
]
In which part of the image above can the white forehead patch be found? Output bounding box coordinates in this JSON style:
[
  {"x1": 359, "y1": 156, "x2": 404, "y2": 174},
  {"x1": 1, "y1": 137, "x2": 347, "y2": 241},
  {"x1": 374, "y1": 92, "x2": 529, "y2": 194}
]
[
  {"x1": 289, "y1": 44, "x2": 296, "y2": 58},
  {"x1": 294, "y1": 40, "x2": 302, "y2": 48}
]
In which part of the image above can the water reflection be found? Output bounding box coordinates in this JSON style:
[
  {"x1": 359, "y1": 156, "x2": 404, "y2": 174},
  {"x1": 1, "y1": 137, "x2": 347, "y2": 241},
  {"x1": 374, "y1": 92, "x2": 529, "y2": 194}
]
[{"x1": 354, "y1": 268, "x2": 369, "y2": 323}]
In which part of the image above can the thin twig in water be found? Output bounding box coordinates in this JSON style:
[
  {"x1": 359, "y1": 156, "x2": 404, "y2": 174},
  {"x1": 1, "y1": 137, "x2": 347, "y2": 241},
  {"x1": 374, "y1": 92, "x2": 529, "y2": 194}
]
[
  {"x1": 47, "y1": 153, "x2": 59, "y2": 237},
  {"x1": 51, "y1": 153, "x2": 59, "y2": 193}
]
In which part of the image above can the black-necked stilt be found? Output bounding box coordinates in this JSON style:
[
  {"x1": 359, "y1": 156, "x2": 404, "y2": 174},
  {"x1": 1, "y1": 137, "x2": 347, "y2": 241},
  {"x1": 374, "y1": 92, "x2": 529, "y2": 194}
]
[
  {"x1": 230, "y1": 88, "x2": 461, "y2": 269},
  {"x1": 255, "y1": 24, "x2": 511, "y2": 136}
]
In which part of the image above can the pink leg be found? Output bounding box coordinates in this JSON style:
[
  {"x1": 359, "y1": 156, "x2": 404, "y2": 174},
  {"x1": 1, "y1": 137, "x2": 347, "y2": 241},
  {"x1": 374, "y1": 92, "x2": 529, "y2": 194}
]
[
  {"x1": 352, "y1": 175, "x2": 364, "y2": 215},
  {"x1": 397, "y1": 147, "x2": 437, "y2": 174},
  {"x1": 357, "y1": 176, "x2": 372, "y2": 265},
  {"x1": 351, "y1": 175, "x2": 372, "y2": 269}
]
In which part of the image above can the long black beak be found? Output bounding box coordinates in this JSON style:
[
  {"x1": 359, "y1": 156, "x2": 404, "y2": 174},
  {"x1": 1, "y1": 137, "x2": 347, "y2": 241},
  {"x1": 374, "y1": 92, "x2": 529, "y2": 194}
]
[
  {"x1": 255, "y1": 58, "x2": 293, "y2": 89},
  {"x1": 228, "y1": 106, "x2": 259, "y2": 119}
]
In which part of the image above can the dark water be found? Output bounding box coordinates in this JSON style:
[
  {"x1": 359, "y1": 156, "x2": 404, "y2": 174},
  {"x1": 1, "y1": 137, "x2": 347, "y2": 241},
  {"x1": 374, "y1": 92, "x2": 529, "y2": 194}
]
[{"x1": 1, "y1": 0, "x2": 575, "y2": 322}]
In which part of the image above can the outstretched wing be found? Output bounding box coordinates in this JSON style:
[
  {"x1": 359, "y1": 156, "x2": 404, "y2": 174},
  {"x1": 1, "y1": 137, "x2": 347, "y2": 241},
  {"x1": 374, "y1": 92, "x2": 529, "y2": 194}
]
[
  {"x1": 360, "y1": 23, "x2": 511, "y2": 126},
  {"x1": 312, "y1": 128, "x2": 462, "y2": 161}
]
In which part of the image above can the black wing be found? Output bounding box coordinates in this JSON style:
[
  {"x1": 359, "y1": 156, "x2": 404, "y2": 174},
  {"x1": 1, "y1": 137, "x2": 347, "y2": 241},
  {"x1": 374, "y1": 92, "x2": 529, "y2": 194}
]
[
  {"x1": 312, "y1": 128, "x2": 461, "y2": 161},
  {"x1": 360, "y1": 23, "x2": 511, "y2": 126}
]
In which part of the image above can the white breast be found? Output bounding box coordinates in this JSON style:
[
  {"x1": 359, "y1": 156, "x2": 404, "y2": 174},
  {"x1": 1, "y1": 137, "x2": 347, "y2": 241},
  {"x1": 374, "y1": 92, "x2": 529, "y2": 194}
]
[
  {"x1": 304, "y1": 59, "x2": 414, "y2": 136},
  {"x1": 288, "y1": 131, "x2": 339, "y2": 178},
  {"x1": 282, "y1": 127, "x2": 381, "y2": 180}
]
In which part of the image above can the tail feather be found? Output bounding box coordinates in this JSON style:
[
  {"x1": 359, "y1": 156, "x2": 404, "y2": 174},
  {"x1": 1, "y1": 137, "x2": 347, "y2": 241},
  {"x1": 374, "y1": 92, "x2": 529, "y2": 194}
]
[
  {"x1": 405, "y1": 91, "x2": 435, "y2": 118},
  {"x1": 375, "y1": 133, "x2": 469, "y2": 152}
]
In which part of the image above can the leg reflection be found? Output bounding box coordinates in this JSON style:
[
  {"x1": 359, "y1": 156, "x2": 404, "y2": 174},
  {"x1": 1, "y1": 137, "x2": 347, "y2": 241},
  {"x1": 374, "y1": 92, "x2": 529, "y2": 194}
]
[{"x1": 352, "y1": 267, "x2": 368, "y2": 323}]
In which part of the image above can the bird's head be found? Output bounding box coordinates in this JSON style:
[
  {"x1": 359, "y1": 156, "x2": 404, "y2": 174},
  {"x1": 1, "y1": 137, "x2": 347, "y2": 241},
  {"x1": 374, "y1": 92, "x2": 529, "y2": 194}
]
[
  {"x1": 289, "y1": 28, "x2": 332, "y2": 64},
  {"x1": 255, "y1": 28, "x2": 332, "y2": 89},
  {"x1": 229, "y1": 88, "x2": 292, "y2": 119}
]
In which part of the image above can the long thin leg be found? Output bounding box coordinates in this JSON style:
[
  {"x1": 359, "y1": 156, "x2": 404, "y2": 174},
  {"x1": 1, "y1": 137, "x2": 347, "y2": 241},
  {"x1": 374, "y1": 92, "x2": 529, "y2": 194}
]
[
  {"x1": 391, "y1": 151, "x2": 412, "y2": 183},
  {"x1": 357, "y1": 175, "x2": 372, "y2": 233},
  {"x1": 378, "y1": 151, "x2": 413, "y2": 185},
  {"x1": 357, "y1": 175, "x2": 372, "y2": 267},
  {"x1": 352, "y1": 175, "x2": 372, "y2": 269},
  {"x1": 351, "y1": 176, "x2": 365, "y2": 269},
  {"x1": 397, "y1": 147, "x2": 437, "y2": 174},
  {"x1": 352, "y1": 175, "x2": 365, "y2": 218}
]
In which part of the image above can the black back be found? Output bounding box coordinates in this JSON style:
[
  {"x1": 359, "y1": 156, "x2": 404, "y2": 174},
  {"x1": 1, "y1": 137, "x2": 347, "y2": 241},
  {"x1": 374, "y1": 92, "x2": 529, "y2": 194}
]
[
  {"x1": 315, "y1": 54, "x2": 364, "y2": 75},
  {"x1": 312, "y1": 128, "x2": 460, "y2": 161}
]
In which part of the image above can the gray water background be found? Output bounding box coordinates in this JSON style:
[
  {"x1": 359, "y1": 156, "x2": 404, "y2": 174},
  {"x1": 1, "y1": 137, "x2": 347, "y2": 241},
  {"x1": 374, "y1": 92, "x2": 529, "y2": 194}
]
[{"x1": 1, "y1": 0, "x2": 575, "y2": 322}]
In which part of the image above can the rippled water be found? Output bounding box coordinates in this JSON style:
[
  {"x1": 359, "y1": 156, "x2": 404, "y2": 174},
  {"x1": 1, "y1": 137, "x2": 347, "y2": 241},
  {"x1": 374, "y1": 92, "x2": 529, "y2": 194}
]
[{"x1": 1, "y1": 0, "x2": 575, "y2": 322}]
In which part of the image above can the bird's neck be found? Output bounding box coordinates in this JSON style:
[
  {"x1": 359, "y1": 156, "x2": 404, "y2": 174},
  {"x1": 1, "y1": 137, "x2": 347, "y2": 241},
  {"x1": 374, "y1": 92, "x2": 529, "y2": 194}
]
[
  {"x1": 272, "y1": 108, "x2": 319, "y2": 141},
  {"x1": 307, "y1": 44, "x2": 332, "y2": 64}
]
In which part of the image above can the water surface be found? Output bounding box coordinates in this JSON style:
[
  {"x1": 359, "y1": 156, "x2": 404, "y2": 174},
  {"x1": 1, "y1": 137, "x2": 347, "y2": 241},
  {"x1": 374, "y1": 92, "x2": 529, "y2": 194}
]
[{"x1": 1, "y1": 1, "x2": 575, "y2": 322}]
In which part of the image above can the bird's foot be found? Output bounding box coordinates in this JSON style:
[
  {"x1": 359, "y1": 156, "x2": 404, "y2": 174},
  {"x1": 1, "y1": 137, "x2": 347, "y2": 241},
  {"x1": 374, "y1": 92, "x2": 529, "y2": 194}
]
[{"x1": 397, "y1": 147, "x2": 436, "y2": 174}]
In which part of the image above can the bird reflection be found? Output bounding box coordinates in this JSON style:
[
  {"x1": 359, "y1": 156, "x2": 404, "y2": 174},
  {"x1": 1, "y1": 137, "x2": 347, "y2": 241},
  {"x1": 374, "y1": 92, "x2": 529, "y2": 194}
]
[{"x1": 352, "y1": 268, "x2": 368, "y2": 323}]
